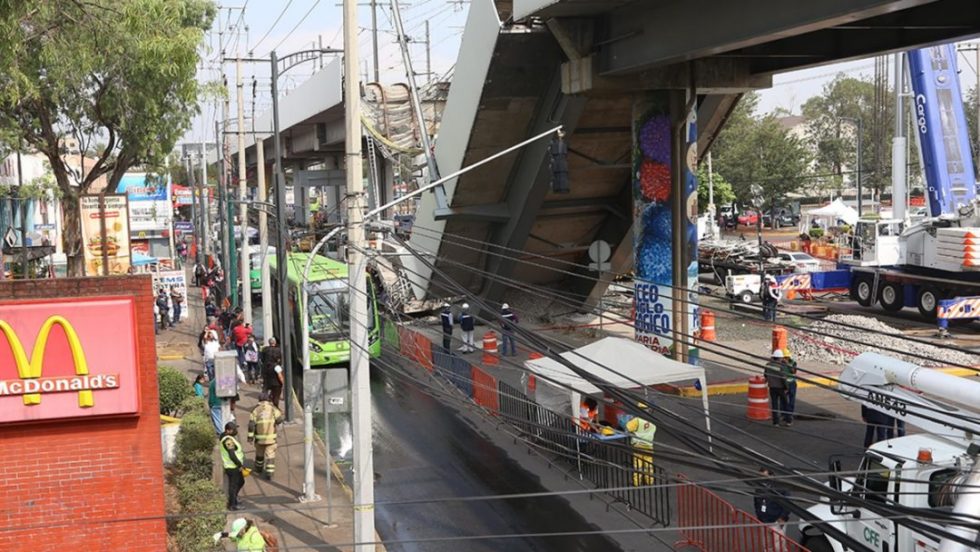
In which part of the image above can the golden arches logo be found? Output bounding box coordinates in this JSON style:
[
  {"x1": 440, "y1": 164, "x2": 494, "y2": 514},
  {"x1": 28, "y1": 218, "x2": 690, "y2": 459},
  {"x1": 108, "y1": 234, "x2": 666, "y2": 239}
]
[{"x1": 0, "y1": 316, "x2": 92, "y2": 407}]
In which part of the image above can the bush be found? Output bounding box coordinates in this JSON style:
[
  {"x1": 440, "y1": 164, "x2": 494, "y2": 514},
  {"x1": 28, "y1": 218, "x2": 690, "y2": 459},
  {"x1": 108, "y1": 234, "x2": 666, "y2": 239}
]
[
  {"x1": 159, "y1": 366, "x2": 194, "y2": 416},
  {"x1": 178, "y1": 395, "x2": 207, "y2": 417},
  {"x1": 173, "y1": 476, "x2": 224, "y2": 552},
  {"x1": 174, "y1": 407, "x2": 216, "y2": 481},
  {"x1": 808, "y1": 227, "x2": 825, "y2": 239}
]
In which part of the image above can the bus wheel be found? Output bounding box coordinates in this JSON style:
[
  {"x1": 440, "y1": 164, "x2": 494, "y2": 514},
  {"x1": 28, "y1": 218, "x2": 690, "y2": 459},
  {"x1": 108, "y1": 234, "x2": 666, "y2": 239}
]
[
  {"x1": 917, "y1": 286, "x2": 940, "y2": 320},
  {"x1": 879, "y1": 283, "x2": 904, "y2": 312},
  {"x1": 851, "y1": 275, "x2": 874, "y2": 307}
]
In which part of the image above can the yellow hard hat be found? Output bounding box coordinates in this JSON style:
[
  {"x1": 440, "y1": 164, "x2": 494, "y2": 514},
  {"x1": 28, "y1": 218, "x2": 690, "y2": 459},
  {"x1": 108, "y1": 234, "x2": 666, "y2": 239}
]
[{"x1": 781, "y1": 347, "x2": 792, "y2": 359}]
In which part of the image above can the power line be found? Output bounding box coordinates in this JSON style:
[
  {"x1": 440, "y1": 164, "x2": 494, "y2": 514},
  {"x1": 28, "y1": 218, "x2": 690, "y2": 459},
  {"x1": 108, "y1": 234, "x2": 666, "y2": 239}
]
[
  {"x1": 250, "y1": 0, "x2": 295, "y2": 54},
  {"x1": 269, "y1": 0, "x2": 323, "y2": 54}
]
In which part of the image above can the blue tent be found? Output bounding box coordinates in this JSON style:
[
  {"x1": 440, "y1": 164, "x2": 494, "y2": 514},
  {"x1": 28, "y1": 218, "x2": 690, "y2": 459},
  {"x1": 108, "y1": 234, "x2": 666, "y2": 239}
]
[{"x1": 132, "y1": 252, "x2": 158, "y2": 266}]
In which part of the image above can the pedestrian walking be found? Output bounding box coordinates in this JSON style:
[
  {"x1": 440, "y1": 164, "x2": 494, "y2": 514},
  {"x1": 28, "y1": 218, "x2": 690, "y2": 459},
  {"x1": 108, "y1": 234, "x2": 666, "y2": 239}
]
[
  {"x1": 243, "y1": 335, "x2": 261, "y2": 384},
  {"x1": 754, "y1": 467, "x2": 790, "y2": 539},
  {"x1": 261, "y1": 338, "x2": 284, "y2": 408},
  {"x1": 202, "y1": 330, "x2": 219, "y2": 382},
  {"x1": 500, "y1": 303, "x2": 519, "y2": 357},
  {"x1": 625, "y1": 410, "x2": 657, "y2": 486},
  {"x1": 213, "y1": 518, "x2": 271, "y2": 551},
  {"x1": 205, "y1": 299, "x2": 218, "y2": 319},
  {"x1": 193, "y1": 374, "x2": 206, "y2": 398},
  {"x1": 232, "y1": 322, "x2": 253, "y2": 368},
  {"x1": 765, "y1": 349, "x2": 789, "y2": 426},
  {"x1": 153, "y1": 301, "x2": 160, "y2": 336},
  {"x1": 440, "y1": 303, "x2": 454, "y2": 354},
  {"x1": 219, "y1": 422, "x2": 248, "y2": 511},
  {"x1": 458, "y1": 303, "x2": 475, "y2": 353},
  {"x1": 761, "y1": 274, "x2": 781, "y2": 322},
  {"x1": 248, "y1": 391, "x2": 284, "y2": 480},
  {"x1": 195, "y1": 262, "x2": 207, "y2": 287},
  {"x1": 208, "y1": 378, "x2": 224, "y2": 435},
  {"x1": 780, "y1": 347, "x2": 798, "y2": 426},
  {"x1": 155, "y1": 289, "x2": 171, "y2": 330},
  {"x1": 169, "y1": 285, "x2": 184, "y2": 326}
]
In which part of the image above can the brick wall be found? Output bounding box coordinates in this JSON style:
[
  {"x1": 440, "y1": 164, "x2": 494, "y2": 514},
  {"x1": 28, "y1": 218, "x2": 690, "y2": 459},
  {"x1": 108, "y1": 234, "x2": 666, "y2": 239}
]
[{"x1": 0, "y1": 276, "x2": 166, "y2": 550}]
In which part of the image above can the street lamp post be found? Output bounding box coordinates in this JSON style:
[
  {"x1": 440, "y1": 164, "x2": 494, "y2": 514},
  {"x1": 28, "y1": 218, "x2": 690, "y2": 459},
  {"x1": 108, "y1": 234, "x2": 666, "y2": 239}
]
[
  {"x1": 840, "y1": 116, "x2": 864, "y2": 216},
  {"x1": 268, "y1": 47, "x2": 341, "y2": 422}
]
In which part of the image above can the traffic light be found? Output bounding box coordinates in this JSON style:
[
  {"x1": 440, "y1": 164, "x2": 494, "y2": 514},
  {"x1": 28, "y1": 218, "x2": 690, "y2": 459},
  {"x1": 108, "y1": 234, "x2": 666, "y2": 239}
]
[{"x1": 550, "y1": 132, "x2": 569, "y2": 193}]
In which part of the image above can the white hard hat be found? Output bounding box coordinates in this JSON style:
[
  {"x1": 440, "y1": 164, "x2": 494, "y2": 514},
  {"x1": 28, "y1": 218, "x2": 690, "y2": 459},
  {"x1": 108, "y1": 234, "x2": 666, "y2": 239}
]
[
  {"x1": 501, "y1": 303, "x2": 510, "y2": 310},
  {"x1": 442, "y1": 302, "x2": 450, "y2": 308},
  {"x1": 462, "y1": 303, "x2": 470, "y2": 310},
  {"x1": 230, "y1": 518, "x2": 247, "y2": 538},
  {"x1": 771, "y1": 349, "x2": 784, "y2": 359}
]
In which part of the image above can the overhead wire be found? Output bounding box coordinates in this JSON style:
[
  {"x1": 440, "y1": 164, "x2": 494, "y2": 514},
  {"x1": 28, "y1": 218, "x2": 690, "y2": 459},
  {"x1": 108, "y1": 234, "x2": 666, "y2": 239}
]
[
  {"x1": 250, "y1": 0, "x2": 295, "y2": 54},
  {"x1": 269, "y1": 0, "x2": 323, "y2": 54}
]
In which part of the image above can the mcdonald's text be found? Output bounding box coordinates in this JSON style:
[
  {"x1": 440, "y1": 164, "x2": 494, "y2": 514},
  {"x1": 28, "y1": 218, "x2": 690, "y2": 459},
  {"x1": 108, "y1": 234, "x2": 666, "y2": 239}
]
[{"x1": 0, "y1": 373, "x2": 120, "y2": 397}]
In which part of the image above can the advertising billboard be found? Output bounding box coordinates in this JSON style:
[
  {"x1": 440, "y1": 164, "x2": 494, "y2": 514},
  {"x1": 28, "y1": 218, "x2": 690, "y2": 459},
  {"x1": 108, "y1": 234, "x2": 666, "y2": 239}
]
[
  {"x1": 117, "y1": 173, "x2": 172, "y2": 232},
  {"x1": 0, "y1": 297, "x2": 141, "y2": 423},
  {"x1": 152, "y1": 270, "x2": 187, "y2": 321},
  {"x1": 80, "y1": 194, "x2": 132, "y2": 276}
]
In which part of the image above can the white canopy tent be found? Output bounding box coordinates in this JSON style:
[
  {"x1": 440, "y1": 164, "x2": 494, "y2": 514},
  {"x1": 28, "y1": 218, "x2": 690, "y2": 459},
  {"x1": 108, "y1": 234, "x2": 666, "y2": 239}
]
[
  {"x1": 800, "y1": 198, "x2": 859, "y2": 232},
  {"x1": 522, "y1": 337, "x2": 711, "y2": 437}
]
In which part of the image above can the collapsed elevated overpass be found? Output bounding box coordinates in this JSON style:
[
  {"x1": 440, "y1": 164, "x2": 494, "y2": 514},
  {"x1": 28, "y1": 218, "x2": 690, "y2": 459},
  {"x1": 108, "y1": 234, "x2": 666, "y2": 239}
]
[{"x1": 405, "y1": 0, "x2": 980, "y2": 331}]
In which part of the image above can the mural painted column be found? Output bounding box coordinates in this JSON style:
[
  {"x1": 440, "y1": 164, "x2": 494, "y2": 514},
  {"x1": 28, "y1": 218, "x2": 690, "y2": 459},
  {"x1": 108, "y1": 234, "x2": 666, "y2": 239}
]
[{"x1": 633, "y1": 91, "x2": 700, "y2": 363}]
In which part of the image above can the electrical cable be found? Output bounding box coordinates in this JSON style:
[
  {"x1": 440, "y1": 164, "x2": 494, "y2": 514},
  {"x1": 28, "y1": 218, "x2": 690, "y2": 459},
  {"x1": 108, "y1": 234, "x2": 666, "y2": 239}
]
[
  {"x1": 250, "y1": 0, "x2": 295, "y2": 54},
  {"x1": 268, "y1": 0, "x2": 323, "y2": 55}
]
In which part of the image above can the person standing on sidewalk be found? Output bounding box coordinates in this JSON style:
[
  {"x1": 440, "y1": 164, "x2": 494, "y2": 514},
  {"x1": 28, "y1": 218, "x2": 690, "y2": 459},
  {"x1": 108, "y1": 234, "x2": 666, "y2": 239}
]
[
  {"x1": 169, "y1": 285, "x2": 184, "y2": 327},
  {"x1": 458, "y1": 303, "x2": 475, "y2": 353},
  {"x1": 261, "y1": 338, "x2": 284, "y2": 408},
  {"x1": 155, "y1": 289, "x2": 171, "y2": 331},
  {"x1": 761, "y1": 274, "x2": 782, "y2": 322},
  {"x1": 500, "y1": 303, "x2": 519, "y2": 357},
  {"x1": 248, "y1": 391, "x2": 284, "y2": 480},
  {"x1": 220, "y1": 421, "x2": 247, "y2": 511},
  {"x1": 208, "y1": 378, "x2": 224, "y2": 435},
  {"x1": 780, "y1": 348, "x2": 798, "y2": 426},
  {"x1": 625, "y1": 411, "x2": 657, "y2": 486},
  {"x1": 440, "y1": 303, "x2": 454, "y2": 354},
  {"x1": 243, "y1": 335, "x2": 261, "y2": 384},
  {"x1": 202, "y1": 330, "x2": 219, "y2": 382},
  {"x1": 765, "y1": 349, "x2": 789, "y2": 426}
]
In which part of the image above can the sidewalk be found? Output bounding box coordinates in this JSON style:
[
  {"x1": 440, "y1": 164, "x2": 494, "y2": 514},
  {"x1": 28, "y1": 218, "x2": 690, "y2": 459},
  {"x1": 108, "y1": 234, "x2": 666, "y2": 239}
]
[{"x1": 157, "y1": 284, "x2": 362, "y2": 551}]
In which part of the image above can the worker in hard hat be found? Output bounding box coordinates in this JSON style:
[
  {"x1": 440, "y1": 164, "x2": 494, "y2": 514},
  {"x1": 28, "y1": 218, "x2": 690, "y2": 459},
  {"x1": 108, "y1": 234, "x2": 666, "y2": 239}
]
[
  {"x1": 765, "y1": 349, "x2": 789, "y2": 427},
  {"x1": 213, "y1": 517, "x2": 267, "y2": 550},
  {"x1": 780, "y1": 348, "x2": 798, "y2": 426},
  {"x1": 500, "y1": 303, "x2": 519, "y2": 357},
  {"x1": 761, "y1": 274, "x2": 782, "y2": 322},
  {"x1": 440, "y1": 302, "x2": 454, "y2": 354},
  {"x1": 220, "y1": 421, "x2": 247, "y2": 510},
  {"x1": 248, "y1": 390, "x2": 284, "y2": 480},
  {"x1": 624, "y1": 407, "x2": 657, "y2": 486},
  {"x1": 458, "y1": 303, "x2": 476, "y2": 353}
]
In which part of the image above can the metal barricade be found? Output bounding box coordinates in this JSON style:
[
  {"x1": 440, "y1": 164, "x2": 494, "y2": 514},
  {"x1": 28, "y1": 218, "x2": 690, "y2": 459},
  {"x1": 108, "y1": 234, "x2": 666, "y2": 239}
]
[{"x1": 676, "y1": 477, "x2": 810, "y2": 552}]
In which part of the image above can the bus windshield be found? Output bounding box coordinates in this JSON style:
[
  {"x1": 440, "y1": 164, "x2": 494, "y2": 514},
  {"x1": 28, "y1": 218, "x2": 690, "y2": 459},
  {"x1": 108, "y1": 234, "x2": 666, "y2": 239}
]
[{"x1": 307, "y1": 280, "x2": 349, "y2": 339}]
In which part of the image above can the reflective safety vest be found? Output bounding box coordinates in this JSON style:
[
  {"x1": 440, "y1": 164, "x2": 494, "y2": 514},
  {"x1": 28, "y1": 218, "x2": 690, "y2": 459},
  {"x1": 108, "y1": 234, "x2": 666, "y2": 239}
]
[
  {"x1": 578, "y1": 404, "x2": 597, "y2": 432},
  {"x1": 220, "y1": 435, "x2": 245, "y2": 469},
  {"x1": 234, "y1": 526, "x2": 266, "y2": 551},
  {"x1": 249, "y1": 402, "x2": 282, "y2": 444},
  {"x1": 626, "y1": 417, "x2": 657, "y2": 450}
]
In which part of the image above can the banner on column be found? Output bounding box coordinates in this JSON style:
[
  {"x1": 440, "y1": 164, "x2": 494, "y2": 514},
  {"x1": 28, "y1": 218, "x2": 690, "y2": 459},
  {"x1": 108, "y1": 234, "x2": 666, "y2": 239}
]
[
  {"x1": 152, "y1": 270, "x2": 187, "y2": 321},
  {"x1": 633, "y1": 95, "x2": 675, "y2": 354},
  {"x1": 683, "y1": 108, "x2": 701, "y2": 363}
]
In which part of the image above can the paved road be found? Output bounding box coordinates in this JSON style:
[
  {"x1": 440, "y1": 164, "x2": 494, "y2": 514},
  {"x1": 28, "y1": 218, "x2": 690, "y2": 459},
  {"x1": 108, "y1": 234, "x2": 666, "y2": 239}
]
[{"x1": 369, "y1": 367, "x2": 623, "y2": 552}]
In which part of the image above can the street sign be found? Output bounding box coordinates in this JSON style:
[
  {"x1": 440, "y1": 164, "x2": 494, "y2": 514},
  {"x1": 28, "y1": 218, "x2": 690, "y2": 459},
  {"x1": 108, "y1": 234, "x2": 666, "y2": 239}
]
[
  {"x1": 174, "y1": 221, "x2": 194, "y2": 233},
  {"x1": 35, "y1": 223, "x2": 56, "y2": 231},
  {"x1": 588, "y1": 239, "x2": 611, "y2": 272},
  {"x1": 4, "y1": 227, "x2": 16, "y2": 249}
]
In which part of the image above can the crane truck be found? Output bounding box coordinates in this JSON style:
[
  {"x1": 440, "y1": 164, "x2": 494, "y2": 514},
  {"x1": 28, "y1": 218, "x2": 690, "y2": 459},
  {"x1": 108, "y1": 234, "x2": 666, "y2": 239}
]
[
  {"x1": 797, "y1": 352, "x2": 980, "y2": 552},
  {"x1": 805, "y1": 44, "x2": 980, "y2": 322}
]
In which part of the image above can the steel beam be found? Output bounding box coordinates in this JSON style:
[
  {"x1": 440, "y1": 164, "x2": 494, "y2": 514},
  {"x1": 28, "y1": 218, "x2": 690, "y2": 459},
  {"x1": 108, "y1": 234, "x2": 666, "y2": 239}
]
[
  {"x1": 598, "y1": 0, "x2": 938, "y2": 76},
  {"x1": 477, "y1": 69, "x2": 588, "y2": 307},
  {"x1": 697, "y1": 93, "x2": 743, "y2": 160}
]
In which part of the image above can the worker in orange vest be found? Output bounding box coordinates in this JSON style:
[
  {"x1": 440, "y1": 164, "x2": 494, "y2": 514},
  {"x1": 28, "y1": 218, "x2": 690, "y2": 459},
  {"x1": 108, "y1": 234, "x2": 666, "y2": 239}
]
[{"x1": 578, "y1": 397, "x2": 599, "y2": 433}]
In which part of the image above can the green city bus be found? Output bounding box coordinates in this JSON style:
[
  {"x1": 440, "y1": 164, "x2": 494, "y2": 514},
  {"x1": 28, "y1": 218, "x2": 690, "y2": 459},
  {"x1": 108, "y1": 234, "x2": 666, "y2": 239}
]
[{"x1": 269, "y1": 252, "x2": 381, "y2": 367}]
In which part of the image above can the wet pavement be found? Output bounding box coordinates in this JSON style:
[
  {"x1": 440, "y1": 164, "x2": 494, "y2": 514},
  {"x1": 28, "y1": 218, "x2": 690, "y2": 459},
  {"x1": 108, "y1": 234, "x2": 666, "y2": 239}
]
[{"x1": 369, "y1": 368, "x2": 623, "y2": 552}]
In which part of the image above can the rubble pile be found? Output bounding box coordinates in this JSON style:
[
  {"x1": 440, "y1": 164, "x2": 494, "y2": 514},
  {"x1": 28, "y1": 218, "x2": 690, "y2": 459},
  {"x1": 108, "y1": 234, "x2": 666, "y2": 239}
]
[{"x1": 791, "y1": 314, "x2": 980, "y2": 367}]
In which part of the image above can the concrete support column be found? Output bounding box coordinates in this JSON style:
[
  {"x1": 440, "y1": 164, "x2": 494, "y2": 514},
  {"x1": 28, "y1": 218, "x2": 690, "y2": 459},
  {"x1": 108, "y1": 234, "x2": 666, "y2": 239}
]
[{"x1": 631, "y1": 90, "x2": 699, "y2": 363}]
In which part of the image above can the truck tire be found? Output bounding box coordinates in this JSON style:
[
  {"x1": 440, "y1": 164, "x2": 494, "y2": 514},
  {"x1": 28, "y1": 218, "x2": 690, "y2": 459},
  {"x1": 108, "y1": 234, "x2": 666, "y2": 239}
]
[
  {"x1": 917, "y1": 286, "x2": 940, "y2": 320},
  {"x1": 803, "y1": 536, "x2": 833, "y2": 552},
  {"x1": 739, "y1": 290, "x2": 754, "y2": 304},
  {"x1": 851, "y1": 275, "x2": 874, "y2": 307},
  {"x1": 879, "y1": 282, "x2": 904, "y2": 312}
]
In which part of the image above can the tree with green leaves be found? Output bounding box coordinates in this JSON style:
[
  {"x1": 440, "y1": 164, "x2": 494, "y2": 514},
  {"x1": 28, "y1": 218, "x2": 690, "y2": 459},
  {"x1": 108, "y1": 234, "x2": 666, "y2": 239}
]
[
  {"x1": 711, "y1": 93, "x2": 813, "y2": 210},
  {"x1": 696, "y1": 165, "x2": 735, "y2": 208},
  {"x1": 0, "y1": 0, "x2": 215, "y2": 275},
  {"x1": 801, "y1": 74, "x2": 893, "y2": 200}
]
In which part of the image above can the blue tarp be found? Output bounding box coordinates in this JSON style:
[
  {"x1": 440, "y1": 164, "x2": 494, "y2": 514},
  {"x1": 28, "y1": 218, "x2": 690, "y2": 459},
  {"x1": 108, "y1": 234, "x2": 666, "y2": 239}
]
[{"x1": 132, "y1": 252, "x2": 158, "y2": 266}]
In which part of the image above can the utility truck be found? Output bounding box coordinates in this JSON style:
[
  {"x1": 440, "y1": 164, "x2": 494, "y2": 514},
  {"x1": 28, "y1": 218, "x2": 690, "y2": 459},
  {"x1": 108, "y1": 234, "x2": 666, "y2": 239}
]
[{"x1": 797, "y1": 352, "x2": 980, "y2": 552}]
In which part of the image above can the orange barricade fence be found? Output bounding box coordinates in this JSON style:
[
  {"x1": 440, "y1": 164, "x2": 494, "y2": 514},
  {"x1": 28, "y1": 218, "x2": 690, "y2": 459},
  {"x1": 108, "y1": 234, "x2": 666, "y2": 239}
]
[
  {"x1": 675, "y1": 477, "x2": 811, "y2": 552},
  {"x1": 471, "y1": 367, "x2": 499, "y2": 413},
  {"x1": 398, "y1": 328, "x2": 434, "y2": 372}
]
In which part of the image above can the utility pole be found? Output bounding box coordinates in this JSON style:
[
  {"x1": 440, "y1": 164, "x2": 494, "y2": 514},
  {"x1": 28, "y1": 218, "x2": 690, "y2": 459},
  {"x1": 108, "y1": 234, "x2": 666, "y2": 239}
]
[
  {"x1": 186, "y1": 155, "x2": 201, "y2": 265},
  {"x1": 371, "y1": 0, "x2": 380, "y2": 82},
  {"x1": 199, "y1": 141, "x2": 210, "y2": 265},
  {"x1": 345, "y1": 0, "x2": 375, "y2": 547},
  {"x1": 237, "y1": 52, "x2": 252, "y2": 324},
  {"x1": 425, "y1": 21, "x2": 431, "y2": 84},
  {"x1": 390, "y1": 0, "x2": 439, "y2": 180},
  {"x1": 256, "y1": 136, "x2": 273, "y2": 340}
]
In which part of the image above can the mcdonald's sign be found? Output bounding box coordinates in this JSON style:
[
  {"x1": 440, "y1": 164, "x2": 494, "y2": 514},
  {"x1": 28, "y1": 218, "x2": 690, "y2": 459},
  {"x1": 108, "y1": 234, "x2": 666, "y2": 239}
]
[{"x1": 0, "y1": 297, "x2": 140, "y2": 423}]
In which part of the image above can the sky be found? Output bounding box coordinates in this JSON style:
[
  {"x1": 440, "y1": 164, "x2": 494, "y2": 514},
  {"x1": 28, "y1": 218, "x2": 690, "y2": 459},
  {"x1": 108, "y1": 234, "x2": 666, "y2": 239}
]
[{"x1": 184, "y1": 1, "x2": 980, "y2": 145}]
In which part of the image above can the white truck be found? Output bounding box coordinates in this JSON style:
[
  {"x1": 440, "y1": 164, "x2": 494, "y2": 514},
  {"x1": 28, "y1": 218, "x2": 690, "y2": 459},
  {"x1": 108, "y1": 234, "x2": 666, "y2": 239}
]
[{"x1": 797, "y1": 352, "x2": 980, "y2": 552}]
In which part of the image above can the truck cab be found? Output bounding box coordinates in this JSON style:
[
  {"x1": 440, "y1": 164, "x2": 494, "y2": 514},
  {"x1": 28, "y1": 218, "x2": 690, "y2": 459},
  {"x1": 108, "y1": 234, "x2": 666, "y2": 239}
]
[
  {"x1": 848, "y1": 220, "x2": 903, "y2": 266},
  {"x1": 801, "y1": 435, "x2": 975, "y2": 552}
]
